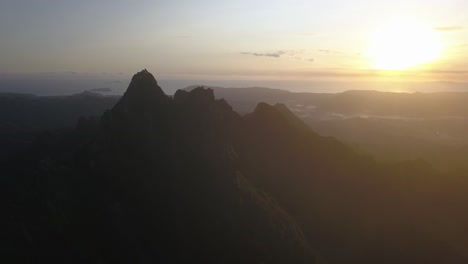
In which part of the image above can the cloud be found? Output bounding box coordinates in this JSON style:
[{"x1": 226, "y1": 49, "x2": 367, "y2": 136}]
[
  {"x1": 241, "y1": 50, "x2": 315, "y2": 63},
  {"x1": 317, "y1": 49, "x2": 345, "y2": 55},
  {"x1": 433, "y1": 26, "x2": 464, "y2": 32},
  {"x1": 290, "y1": 56, "x2": 315, "y2": 62},
  {"x1": 241, "y1": 50, "x2": 286, "y2": 58},
  {"x1": 427, "y1": 70, "x2": 468, "y2": 75}
]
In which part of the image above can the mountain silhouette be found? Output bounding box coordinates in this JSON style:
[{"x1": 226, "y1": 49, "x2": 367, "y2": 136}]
[
  {"x1": 4, "y1": 70, "x2": 468, "y2": 263},
  {"x1": 2, "y1": 70, "x2": 317, "y2": 263}
]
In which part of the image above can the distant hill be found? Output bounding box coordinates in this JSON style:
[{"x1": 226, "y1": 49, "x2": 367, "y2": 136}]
[
  {"x1": 318, "y1": 90, "x2": 468, "y2": 117},
  {"x1": 0, "y1": 91, "x2": 119, "y2": 159},
  {"x1": 89, "y1": 87, "x2": 112, "y2": 93}
]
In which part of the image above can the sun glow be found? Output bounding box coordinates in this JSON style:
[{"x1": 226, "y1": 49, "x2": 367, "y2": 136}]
[{"x1": 367, "y1": 20, "x2": 443, "y2": 70}]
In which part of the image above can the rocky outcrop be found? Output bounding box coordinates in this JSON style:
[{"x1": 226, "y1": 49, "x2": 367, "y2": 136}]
[{"x1": 112, "y1": 69, "x2": 168, "y2": 116}]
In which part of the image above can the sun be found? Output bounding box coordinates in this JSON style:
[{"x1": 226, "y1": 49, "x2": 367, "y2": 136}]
[{"x1": 366, "y1": 20, "x2": 443, "y2": 70}]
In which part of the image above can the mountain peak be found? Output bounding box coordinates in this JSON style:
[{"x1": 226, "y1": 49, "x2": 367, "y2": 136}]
[
  {"x1": 174, "y1": 86, "x2": 215, "y2": 104},
  {"x1": 131, "y1": 68, "x2": 151, "y2": 80},
  {"x1": 252, "y1": 102, "x2": 275, "y2": 115},
  {"x1": 112, "y1": 69, "x2": 168, "y2": 114},
  {"x1": 125, "y1": 69, "x2": 165, "y2": 97}
]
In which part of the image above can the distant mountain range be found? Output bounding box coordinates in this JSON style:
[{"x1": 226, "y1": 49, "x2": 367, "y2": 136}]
[
  {"x1": 184, "y1": 85, "x2": 468, "y2": 117},
  {"x1": 2, "y1": 84, "x2": 468, "y2": 169},
  {"x1": 1, "y1": 75, "x2": 468, "y2": 96}
]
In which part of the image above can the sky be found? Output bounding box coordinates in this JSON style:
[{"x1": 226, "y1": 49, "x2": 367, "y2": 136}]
[{"x1": 1, "y1": 0, "x2": 468, "y2": 85}]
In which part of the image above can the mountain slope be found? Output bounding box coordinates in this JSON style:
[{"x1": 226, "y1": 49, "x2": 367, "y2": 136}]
[
  {"x1": 5, "y1": 70, "x2": 468, "y2": 263},
  {"x1": 236, "y1": 101, "x2": 468, "y2": 263},
  {"x1": 3, "y1": 70, "x2": 317, "y2": 263}
]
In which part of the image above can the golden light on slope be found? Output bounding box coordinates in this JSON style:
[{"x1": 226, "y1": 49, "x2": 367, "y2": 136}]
[{"x1": 366, "y1": 20, "x2": 443, "y2": 70}]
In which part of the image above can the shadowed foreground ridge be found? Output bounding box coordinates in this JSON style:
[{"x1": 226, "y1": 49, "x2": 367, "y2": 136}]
[
  {"x1": 4, "y1": 70, "x2": 468, "y2": 264},
  {"x1": 3, "y1": 70, "x2": 316, "y2": 263}
]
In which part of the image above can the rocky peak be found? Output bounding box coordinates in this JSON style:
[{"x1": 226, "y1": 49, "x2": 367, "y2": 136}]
[
  {"x1": 112, "y1": 69, "x2": 168, "y2": 114},
  {"x1": 247, "y1": 102, "x2": 294, "y2": 129},
  {"x1": 124, "y1": 69, "x2": 166, "y2": 99},
  {"x1": 174, "y1": 86, "x2": 215, "y2": 105},
  {"x1": 252, "y1": 102, "x2": 276, "y2": 115}
]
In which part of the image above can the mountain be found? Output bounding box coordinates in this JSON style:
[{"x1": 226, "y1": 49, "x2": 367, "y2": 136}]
[
  {"x1": 4, "y1": 70, "x2": 468, "y2": 263},
  {"x1": 183, "y1": 87, "x2": 468, "y2": 172},
  {"x1": 3, "y1": 84, "x2": 467, "y2": 174},
  {"x1": 2, "y1": 70, "x2": 317, "y2": 263}
]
